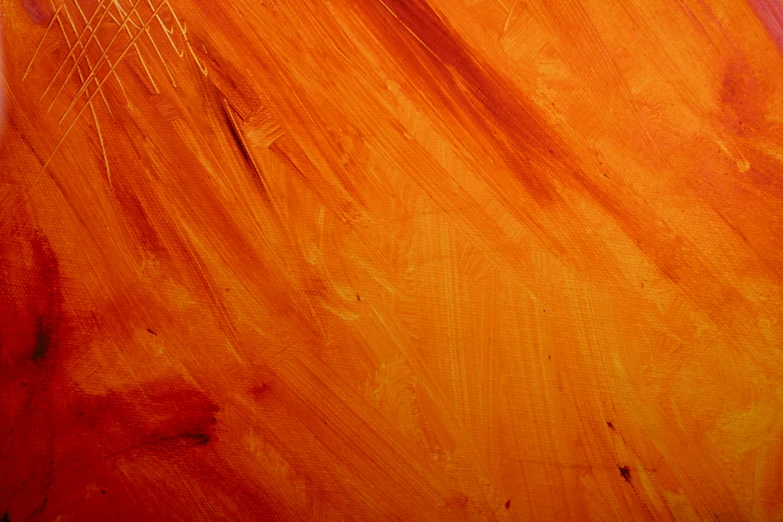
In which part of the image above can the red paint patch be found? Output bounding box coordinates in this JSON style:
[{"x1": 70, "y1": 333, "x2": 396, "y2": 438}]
[
  {"x1": 0, "y1": 374, "x2": 222, "y2": 520},
  {"x1": 0, "y1": 227, "x2": 66, "y2": 373},
  {"x1": 22, "y1": 0, "x2": 53, "y2": 25},
  {"x1": 250, "y1": 381, "x2": 272, "y2": 400},
  {"x1": 719, "y1": 58, "x2": 768, "y2": 136}
]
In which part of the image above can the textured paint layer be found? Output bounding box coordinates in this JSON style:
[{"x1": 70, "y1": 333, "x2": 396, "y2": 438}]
[{"x1": 1, "y1": 0, "x2": 783, "y2": 520}]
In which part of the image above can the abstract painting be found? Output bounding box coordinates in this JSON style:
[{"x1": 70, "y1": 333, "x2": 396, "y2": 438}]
[{"x1": 1, "y1": 0, "x2": 782, "y2": 519}]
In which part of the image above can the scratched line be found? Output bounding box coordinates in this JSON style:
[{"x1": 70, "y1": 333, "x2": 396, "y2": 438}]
[
  {"x1": 49, "y1": 0, "x2": 112, "y2": 184},
  {"x1": 23, "y1": 0, "x2": 208, "y2": 197},
  {"x1": 58, "y1": 0, "x2": 116, "y2": 117},
  {"x1": 41, "y1": 0, "x2": 112, "y2": 102},
  {"x1": 117, "y1": 0, "x2": 179, "y2": 87},
  {"x1": 23, "y1": 0, "x2": 70, "y2": 80},
  {"x1": 69, "y1": 0, "x2": 130, "y2": 111},
  {"x1": 31, "y1": 0, "x2": 169, "y2": 191},
  {"x1": 109, "y1": 0, "x2": 162, "y2": 93},
  {"x1": 56, "y1": 0, "x2": 148, "y2": 122}
]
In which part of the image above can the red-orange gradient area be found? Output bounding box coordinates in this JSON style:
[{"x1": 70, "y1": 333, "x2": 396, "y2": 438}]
[{"x1": 1, "y1": 0, "x2": 783, "y2": 520}]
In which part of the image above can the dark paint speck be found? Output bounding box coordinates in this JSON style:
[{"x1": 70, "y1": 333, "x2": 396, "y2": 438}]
[{"x1": 32, "y1": 318, "x2": 51, "y2": 361}]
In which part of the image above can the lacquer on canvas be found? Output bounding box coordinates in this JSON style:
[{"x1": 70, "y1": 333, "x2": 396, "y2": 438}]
[{"x1": 1, "y1": 0, "x2": 782, "y2": 520}]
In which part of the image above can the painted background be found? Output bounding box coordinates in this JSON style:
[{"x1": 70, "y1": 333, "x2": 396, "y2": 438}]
[{"x1": 1, "y1": 0, "x2": 782, "y2": 519}]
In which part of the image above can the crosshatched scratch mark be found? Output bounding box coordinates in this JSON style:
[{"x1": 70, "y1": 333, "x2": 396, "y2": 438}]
[
  {"x1": 48, "y1": 0, "x2": 112, "y2": 184},
  {"x1": 23, "y1": 0, "x2": 208, "y2": 195}
]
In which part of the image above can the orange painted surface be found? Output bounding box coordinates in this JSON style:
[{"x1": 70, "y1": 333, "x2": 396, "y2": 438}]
[{"x1": 1, "y1": 0, "x2": 783, "y2": 520}]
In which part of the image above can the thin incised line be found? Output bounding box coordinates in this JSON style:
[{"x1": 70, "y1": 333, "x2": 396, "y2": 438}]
[
  {"x1": 119, "y1": 0, "x2": 178, "y2": 87},
  {"x1": 40, "y1": 0, "x2": 111, "y2": 185},
  {"x1": 46, "y1": 0, "x2": 122, "y2": 113},
  {"x1": 142, "y1": 0, "x2": 175, "y2": 35},
  {"x1": 26, "y1": 1, "x2": 168, "y2": 200},
  {"x1": 41, "y1": 0, "x2": 111, "y2": 101},
  {"x1": 150, "y1": 0, "x2": 186, "y2": 57},
  {"x1": 70, "y1": 0, "x2": 130, "y2": 110},
  {"x1": 90, "y1": 102, "x2": 112, "y2": 185},
  {"x1": 58, "y1": 0, "x2": 149, "y2": 124},
  {"x1": 23, "y1": 0, "x2": 69, "y2": 80},
  {"x1": 108, "y1": 0, "x2": 161, "y2": 93},
  {"x1": 138, "y1": 0, "x2": 207, "y2": 74},
  {"x1": 56, "y1": 1, "x2": 114, "y2": 118},
  {"x1": 56, "y1": 10, "x2": 113, "y2": 183}
]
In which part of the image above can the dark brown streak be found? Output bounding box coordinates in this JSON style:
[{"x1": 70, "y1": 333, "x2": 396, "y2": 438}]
[
  {"x1": 367, "y1": 0, "x2": 575, "y2": 204},
  {"x1": 19, "y1": 133, "x2": 45, "y2": 166},
  {"x1": 359, "y1": 0, "x2": 657, "y2": 270},
  {"x1": 221, "y1": 101, "x2": 254, "y2": 168},
  {"x1": 12, "y1": 428, "x2": 217, "y2": 501},
  {"x1": 370, "y1": 0, "x2": 730, "y2": 312},
  {"x1": 28, "y1": 231, "x2": 63, "y2": 363},
  {"x1": 269, "y1": 141, "x2": 309, "y2": 182},
  {"x1": 219, "y1": 98, "x2": 270, "y2": 201},
  {"x1": 31, "y1": 318, "x2": 52, "y2": 361},
  {"x1": 375, "y1": 1, "x2": 772, "y2": 329}
]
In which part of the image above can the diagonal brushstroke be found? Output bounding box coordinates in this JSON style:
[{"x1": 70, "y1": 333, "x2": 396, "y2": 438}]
[{"x1": 746, "y1": 0, "x2": 783, "y2": 53}]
